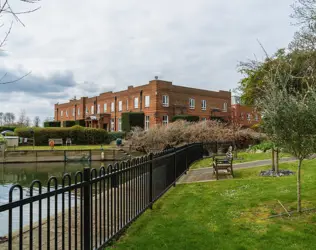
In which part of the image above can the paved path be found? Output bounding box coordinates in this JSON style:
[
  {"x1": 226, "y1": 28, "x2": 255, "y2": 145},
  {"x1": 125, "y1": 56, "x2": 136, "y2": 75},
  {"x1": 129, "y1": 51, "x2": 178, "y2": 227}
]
[{"x1": 178, "y1": 157, "x2": 298, "y2": 184}]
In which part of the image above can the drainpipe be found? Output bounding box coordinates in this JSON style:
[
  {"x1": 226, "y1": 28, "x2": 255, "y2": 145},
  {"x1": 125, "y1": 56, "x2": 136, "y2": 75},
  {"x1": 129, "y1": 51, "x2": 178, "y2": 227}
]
[
  {"x1": 56, "y1": 108, "x2": 59, "y2": 121},
  {"x1": 140, "y1": 90, "x2": 143, "y2": 111},
  {"x1": 74, "y1": 104, "x2": 77, "y2": 121}
]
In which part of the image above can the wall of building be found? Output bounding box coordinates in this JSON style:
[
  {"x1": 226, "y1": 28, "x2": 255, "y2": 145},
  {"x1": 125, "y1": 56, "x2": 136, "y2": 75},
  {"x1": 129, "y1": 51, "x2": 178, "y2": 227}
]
[
  {"x1": 231, "y1": 104, "x2": 261, "y2": 128},
  {"x1": 54, "y1": 80, "x2": 231, "y2": 131}
]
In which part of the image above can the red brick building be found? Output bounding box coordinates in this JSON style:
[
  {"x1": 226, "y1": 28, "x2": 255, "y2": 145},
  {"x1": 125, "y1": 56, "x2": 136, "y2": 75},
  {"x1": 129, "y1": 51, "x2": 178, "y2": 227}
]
[
  {"x1": 231, "y1": 96, "x2": 261, "y2": 128},
  {"x1": 54, "y1": 79, "x2": 231, "y2": 131}
]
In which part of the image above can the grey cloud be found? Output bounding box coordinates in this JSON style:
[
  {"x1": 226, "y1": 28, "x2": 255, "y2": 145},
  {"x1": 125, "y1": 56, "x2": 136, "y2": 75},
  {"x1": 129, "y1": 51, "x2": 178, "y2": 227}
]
[
  {"x1": 0, "y1": 51, "x2": 8, "y2": 57},
  {"x1": 0, "y1": 68, "x2": 76, "y2": 99}
]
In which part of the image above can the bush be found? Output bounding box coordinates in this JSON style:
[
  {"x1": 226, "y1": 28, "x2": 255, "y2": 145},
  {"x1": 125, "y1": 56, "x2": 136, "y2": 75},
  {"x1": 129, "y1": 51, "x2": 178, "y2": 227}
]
[
  {"x1": 107, "y1": 132, "x2": 126, "y2": 143},
  {"x1": 122, "y1": 112, "x2": 145, "y2": 132},
  {"x1": 63, "y1": 121, "x2": 76, "y2": 127},
  {"x1": 0, "y1": 126, "x2": 17, "y2": 132},
  {"x1": 0, "y1": 134, "x2": 6, "y2": 144},
  {"x1": 75, "y1": 119, "x2": 85, "y2": 126},
  {"x1": 43, "y1": 121, "x2": 61, "y2": 128},
  {"x1": 172, "y1": 115, "x2": 199, "y2": 122},
  {"x1": 249, "y1": 141, "x2": 275, "y2": 152},
  {"x1": 15, "y1": 126, "x2": 109, "y2": 146}
]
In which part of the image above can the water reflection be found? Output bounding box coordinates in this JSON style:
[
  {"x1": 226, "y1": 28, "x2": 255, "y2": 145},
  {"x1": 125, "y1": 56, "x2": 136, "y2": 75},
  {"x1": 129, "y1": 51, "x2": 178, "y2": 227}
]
[{"x1": 0, "y1": 161, "x2": 115, "y2": 236}]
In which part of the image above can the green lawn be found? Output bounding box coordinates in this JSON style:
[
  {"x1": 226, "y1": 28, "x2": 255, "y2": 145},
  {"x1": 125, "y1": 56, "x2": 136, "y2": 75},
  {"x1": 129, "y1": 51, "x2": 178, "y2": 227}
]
[
  {"x1": 107, "y1": 160, "x2": 316, "y2": 250},
  {"x1": 7, "y1": 145, "x2": 112, "y2": 151},
  {"x1": 190, "y1": 151, "x2": 293, "y2": 170}
]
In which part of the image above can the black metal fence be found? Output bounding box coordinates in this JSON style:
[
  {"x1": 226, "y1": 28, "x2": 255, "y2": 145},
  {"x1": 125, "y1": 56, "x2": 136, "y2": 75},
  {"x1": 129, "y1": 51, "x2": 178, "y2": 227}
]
[{"x1": 0, "y1": 143, "x2": 203, "y2": 250}]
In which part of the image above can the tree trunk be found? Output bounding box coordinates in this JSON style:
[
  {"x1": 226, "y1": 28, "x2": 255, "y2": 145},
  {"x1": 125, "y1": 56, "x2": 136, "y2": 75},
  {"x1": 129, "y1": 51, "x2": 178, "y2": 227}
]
[
  {"x1": 272, "y1": 148, "x2": 275, "y2": 171},
  {"x1": 275, "y1": 148, "x2": 279, "y2": 174},
  {"x1": 297, "y1": 159, "x2": 303, "y2": 213}
]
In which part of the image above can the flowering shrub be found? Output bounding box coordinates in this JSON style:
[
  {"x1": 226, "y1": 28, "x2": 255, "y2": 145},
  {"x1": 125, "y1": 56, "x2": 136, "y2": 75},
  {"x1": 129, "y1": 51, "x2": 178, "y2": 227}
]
[{"x1": 129, "y1": 120, "x2": 265, "y2": 153}]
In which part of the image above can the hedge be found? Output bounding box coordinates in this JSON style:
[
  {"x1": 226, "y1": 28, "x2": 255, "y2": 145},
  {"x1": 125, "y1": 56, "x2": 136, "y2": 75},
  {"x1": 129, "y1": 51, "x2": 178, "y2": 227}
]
[
  {"x1": 14, "y1": 125, "x2": 109, "y2": 145},
  {"x1": 122, "y1": 112, "x2": 145, "y2": 132},
  {"x1": 172, "y1": 115, "x2": 200, "y2": 122},
  {"x1": 63, "y1": 121, "x2": 76, "y2": 127},
  {"x1": 107, "y1": 132, "x2": 126, "y2": 143},
  {"x1": 44, "y1": 121, "x2": 61, "y2": 127},
  {"x1": 0, "y1": 126, "x2": 17, "y2": 132},
  {"x1": 75, "y1": 119, "x2": 85, "y2": 126}
]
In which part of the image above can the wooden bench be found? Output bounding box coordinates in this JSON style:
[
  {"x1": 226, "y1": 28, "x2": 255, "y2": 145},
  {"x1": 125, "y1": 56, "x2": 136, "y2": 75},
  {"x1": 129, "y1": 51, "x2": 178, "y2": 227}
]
[
  {"x1": 48, "y1": 138, "x2": 63, "y2": 146},
  {"x1": 212, "y1": 157, "x2": 233, "y2": 180}
]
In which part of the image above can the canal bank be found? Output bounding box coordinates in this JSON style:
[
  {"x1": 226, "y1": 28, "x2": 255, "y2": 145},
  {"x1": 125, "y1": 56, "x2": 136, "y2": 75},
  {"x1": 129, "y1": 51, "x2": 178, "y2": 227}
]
[{"x1": 0, "y1": 147, "x2": 138, "y2": 163}]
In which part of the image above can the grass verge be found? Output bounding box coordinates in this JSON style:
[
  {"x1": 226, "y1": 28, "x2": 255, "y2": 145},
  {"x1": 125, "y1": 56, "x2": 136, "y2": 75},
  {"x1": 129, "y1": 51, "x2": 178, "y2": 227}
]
[{"x1": 107, "y1": 160, "x2": 316, "y2": 250}]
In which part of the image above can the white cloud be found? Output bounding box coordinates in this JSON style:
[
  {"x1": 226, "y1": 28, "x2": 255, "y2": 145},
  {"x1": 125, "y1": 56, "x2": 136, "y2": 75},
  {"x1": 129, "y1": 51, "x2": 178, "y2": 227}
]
[{"x1": 0, "y1": 0, "x2": 297, "y2": 123}]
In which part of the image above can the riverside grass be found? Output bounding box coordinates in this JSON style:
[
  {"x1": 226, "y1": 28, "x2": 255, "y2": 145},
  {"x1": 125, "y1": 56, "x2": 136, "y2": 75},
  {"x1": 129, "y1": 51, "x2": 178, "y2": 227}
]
[{"x1": 108, "y1": 160, "x2": 316, "y2": 250}]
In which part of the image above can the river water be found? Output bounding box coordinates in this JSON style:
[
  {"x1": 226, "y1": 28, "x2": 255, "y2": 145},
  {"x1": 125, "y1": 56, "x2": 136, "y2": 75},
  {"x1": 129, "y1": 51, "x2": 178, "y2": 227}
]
[{"x1": 0, "y1": 161, "x2": 115, "y2": 236}]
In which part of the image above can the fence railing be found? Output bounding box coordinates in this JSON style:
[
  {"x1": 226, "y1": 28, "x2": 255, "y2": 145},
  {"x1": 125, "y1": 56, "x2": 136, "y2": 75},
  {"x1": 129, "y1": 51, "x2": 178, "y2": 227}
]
[{"x1": 0, "y1": 143, "x2": 204, "y2": 250}]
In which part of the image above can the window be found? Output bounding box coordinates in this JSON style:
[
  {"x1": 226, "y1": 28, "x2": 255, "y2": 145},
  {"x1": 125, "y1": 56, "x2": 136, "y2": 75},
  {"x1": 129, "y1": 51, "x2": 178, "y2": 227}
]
[
  {"x1": 118, "y1": 101, "x2": 123, "y2": 111},
  {"x1": 61, "y1": 110, "x2": 63, "y2": 117},
  {"x1": 162, "y1": 95, "x2": 169, "y2": 107},
  {"x1": 86, "y1": 107, "x2": 89, "y2": 114},
  {"x1": 111, "y1": 102, "x2": 115, "y2": 112},
  {"x1": 201, "y1": 100, "x2": 207, "y2": 111},
  {"x1": 97, "y1": 104, "x2": 100, "y2": 114},
  {"x1": 118, "y1": 118, "x2": 122, "y2": 132},
  {"x1": 189, "y1": 98, "x2": 195, "y2": 109},
  {"x1": 255, "y1": 114, "x2": 259, "y2": 121},
  {"x1": 104, "y1": 103, "x2": 107, "y2": 112},
  {"x1": 162, "y1": 115, "x2": 168, "y2": 126},
  {"x1": 145, "y1": 96, "x2": 150, "y2": 107},
  {"x1": 247, "y1": 113, "x2": 251, "y2": 121},
  {"x1": 134, "y1": 97, "x2": 139, "y2": 108},
  {"x1": 111, "y1": 119, "x2": 115, "y2": 131},
  {"x1": 240, "y1": 112, "x2": 244, "y2": 120},
  {"x1": 126, "y1": 99, "x2": 129, "y2": 110},
  {"x1": 78, "y1": 108, "x2": 80, "y2": 116},
  {"x1": 201, "y1": 117, "x2": 207, "y2": 121},
  {"x1": 91, "y1": 105, "x2": 94, "y2": 114},
  {"x1": 72, "y1": 108, "x2": 75, "y2": 116},
  {"x1": 145, "y1": 116, "x2": 150, "y2": 130},
  {"x1": 66, "y1": 110, "x2": 68, "y2": 117},
  {"x1": 223, "y1": 102, "x2": 228, "y2": 112}
]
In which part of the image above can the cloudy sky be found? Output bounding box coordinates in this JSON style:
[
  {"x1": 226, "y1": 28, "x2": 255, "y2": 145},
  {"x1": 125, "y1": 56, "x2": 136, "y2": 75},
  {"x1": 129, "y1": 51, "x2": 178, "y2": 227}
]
[{"x1": 0, "y1": 0, "x2": 297, "y2": 124}]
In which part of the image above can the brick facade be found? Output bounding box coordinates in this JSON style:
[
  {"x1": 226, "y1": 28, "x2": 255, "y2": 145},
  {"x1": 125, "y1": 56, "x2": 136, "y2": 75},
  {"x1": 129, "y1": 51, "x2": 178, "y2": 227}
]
[
  {"x1": 54, "y1": 80, "x2": 232, "y2": 131},
  {"x1": 231, "y1": 96, "x2": 261, "y2": 128}
]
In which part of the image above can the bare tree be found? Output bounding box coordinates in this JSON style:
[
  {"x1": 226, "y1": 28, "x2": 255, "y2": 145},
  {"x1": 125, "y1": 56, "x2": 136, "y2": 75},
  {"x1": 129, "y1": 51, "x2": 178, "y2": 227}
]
[
  {"x1": 25, "y1": 116, "x2": 31, "y2": 127},
  {"x1": 0, "y1": 0, "x2": 40, "y2": 84},
  {"x1": 18, "y1": 109, "x2": 26, "y2": 126},
  {"x1": 33, "y1": 116, "x2": 40, "y2": 127}
]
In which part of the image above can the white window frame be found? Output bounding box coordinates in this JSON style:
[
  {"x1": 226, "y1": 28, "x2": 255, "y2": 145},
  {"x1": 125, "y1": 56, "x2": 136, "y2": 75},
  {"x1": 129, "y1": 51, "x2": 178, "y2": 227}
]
[
  {"x1": 201, "y1": 100, "x2": 206, "y2": 111},
  {"x1": 66, "y1": 110, "x2": 68, "y2": 117},
  {"x1": 118, "y1": 118, "x2": 122, "y2": 132},
  {"x1": 86, "y1": 107, "x2": 89, "y2": 114},
  {"x1": 189, "y1": 98, "x2": 195, "y2": 109},
  {"x1": 72, "y1": 107, "x2": 75, "y2": 116},
  {"x1": 97, "y1": 104, "x2": 100, "y2": 114},
  {"x1": 118, "y1": 101, "x2": 123, "y2": 112},
  {"x1": 134, "y1": 97, "x2": 139, "y2": 109},
  {"x1": 111, "y1": 118, "x2": 115, "y2": 131},
  {"x1": 145, "y1": 96, "x2": 150, "y2": 108},
  {"x1": 145, "y1": 115, "x2": 150, "y2": 130},
  {"x1": 247, "y1": 113, "x2": 251, "y2": 121},
  {"x1": 162, "y1": 115, "x2": 168, "y2": 126},
  {"x1": 126, "y1": 99, "x2": 129, "y2": 110},
  {"x1": 78, "y1": 108, "x2": 80, "y2": 116},
  {"x1": 104, "y1": 103, "x2": 107, "y2": 112},
  {"x1": 111, "y1": 102, "x2": 115, "y2": 112},
  {"x1": 61, "y1": 110, "x2": 63, "y2": 117},
  {"x1": 162, "y1": 95, "x2": 169, "y2": 107},
  {"x1": 223, "y1": 102, "x2": 228, "y2": 112},
  {"x1": 91, "y1": 105, "x2": 94, "y2": 114}
]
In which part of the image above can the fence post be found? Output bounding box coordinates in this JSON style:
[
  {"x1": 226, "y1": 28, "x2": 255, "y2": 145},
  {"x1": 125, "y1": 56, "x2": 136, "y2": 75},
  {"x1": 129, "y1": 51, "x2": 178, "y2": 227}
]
[
  {"x1": 149, "y1": 153, "x2": 153, "y2": 209},
  {"x1": 173, "y1": 149, "x2": 177, "y2": 186},
  {"x1": 83, "y1": 168, "x2": 91, "y2": 250},
  {"x1": 185, "y1": 145, "x2": 188, "y2": 174}
]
